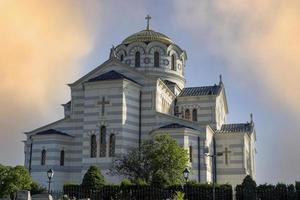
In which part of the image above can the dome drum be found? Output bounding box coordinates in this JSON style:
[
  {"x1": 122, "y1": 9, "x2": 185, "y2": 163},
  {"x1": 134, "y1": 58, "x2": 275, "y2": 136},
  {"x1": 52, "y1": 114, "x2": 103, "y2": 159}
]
[{"x1": 115, "y1": 28, "x2": 187, "y2": 89}]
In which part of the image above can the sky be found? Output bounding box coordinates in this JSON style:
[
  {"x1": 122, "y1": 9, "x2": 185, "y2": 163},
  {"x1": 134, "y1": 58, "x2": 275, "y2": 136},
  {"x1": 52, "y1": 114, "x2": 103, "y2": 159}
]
[{"x1": 0, "y1": 0, "x2": 299, "y2": 184}]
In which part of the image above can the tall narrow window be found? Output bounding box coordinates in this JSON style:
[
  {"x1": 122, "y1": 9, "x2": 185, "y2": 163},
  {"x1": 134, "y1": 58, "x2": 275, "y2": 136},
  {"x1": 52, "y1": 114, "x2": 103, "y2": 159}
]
[
  {"x1": 90, "y1": 134, "x2": 97, "y2": 158},
  {"x1": 171, "y1": 54, "x2": 176, "y2": 70},
  {"x1": 135, "y1": 52, "x2": 140, "y2": 67},
  {"x1": 185, "y1": 109, "x2": 190, "y2": 120},
  {"x1": 120, "y1": 54, "x2": 124, "y2": 62},
  {"x1": 154, "y1": 51, "x2": 160, "y2": 67},
  {"x1": 109, "y1": 134, "x2": 116, "y2": 157},
  {"x1": 192, "y1": 109, "x2": 197, "y2": 122},
  {"x1": 60, "y1": 150, "x2": 65, "y2": 166},
  {"x1": 189, "y1": 146, "x2": 193, "y2": 162},
  {"x1": 100, "y1": 126, "x2": 106, "y2": 157},
  {"x1": 41, "y1": 149, "x2": 46, "y2": 165}
]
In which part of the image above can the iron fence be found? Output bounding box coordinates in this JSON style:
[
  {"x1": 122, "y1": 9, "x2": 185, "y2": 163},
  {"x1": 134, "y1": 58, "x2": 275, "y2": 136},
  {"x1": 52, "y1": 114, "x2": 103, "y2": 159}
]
[{"x1": 63, "y1": 185, "x2": 232, "y2": 200}]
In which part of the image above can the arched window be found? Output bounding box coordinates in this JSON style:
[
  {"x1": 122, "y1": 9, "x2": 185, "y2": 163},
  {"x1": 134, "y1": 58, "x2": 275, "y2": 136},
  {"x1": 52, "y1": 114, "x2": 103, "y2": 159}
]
[
  {"x1": 109, "y1": 134, "x2": 116, "y2": 157},
  {"x1": 60, "y1": 150, "x2": 65, "y2": 166},
  {"x1": 135, "y1": 51, "x2": 140, "y2": 67},
  {"x1": 154, "y1": 51, "x2": 160, "y2": 67},
  {"x1": 120, "y1": 54, "x2": 124, "y2": 62},
  {"x1": 185, "y1": 109, "x2": 190, "y2": 120},
  {"x1": 41, "y1": 149, "x2": 46, "y2": 165},
  {"x1": 192, "y1": 109, "x2": 197, "y2": 122},
  {"x1": 90, "y1": 134, "x2": 97, "y2": 158},
  {"x1": 100, "y1": 126, "x2": 106, "y2": 157},
  {"x1": 171, "y1": 54, "x2": 176, "y2": 70}
]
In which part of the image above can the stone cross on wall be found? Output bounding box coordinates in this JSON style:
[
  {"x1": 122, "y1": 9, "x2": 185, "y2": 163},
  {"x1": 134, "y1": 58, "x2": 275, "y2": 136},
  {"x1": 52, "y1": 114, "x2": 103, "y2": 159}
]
[
  {"x1": 223, "y1": 147, "x2": 231, "y2": 165},
  {"x1": 98, "y1": 96, "x2": 110, "y2": 116}
]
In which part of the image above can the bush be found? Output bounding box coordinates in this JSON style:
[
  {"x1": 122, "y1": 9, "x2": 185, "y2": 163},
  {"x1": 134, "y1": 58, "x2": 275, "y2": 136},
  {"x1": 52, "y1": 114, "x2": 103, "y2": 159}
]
[
  {"x1": 172, "y1": 191, "x2": 184, "y2": 200},
  {"x1": 296, "y1": 182, "x2": 300, "y2": 199},
  {"x1": 186, "y1": 180, "x2": 198, "y2": 186},
  {"x1": 236, "y1": 175, "x2": 257, "y2": 200},
  {"x1": 134, "y1": 178, "x2": 148, "y2": 186},
  {"x1": 30, "y1": 182, "x2": 47, "y2": 195},
  {"x1": 81, "y1": 166, "x2": 105, "y2": 189},
  {"x1": 63, "y1": 183, "x2": 80, "y2": 187},
  {"x1": 120, "y1": 179, "x2": 132, "y2": 187}
]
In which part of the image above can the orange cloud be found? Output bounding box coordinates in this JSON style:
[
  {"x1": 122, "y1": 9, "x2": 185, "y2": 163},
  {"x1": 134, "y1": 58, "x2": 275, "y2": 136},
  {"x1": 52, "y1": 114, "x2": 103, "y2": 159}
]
[
  {"x1": 0, "y1": 0, "x2": 93, "y2": 164},
  {"x1": 0, "y1": 0, "x2": 92, "y2": 109}
]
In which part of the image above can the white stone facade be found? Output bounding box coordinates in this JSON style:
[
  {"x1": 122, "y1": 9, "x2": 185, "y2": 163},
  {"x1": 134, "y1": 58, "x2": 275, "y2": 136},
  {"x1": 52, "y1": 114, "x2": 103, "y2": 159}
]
[{"x1": 24, "y1": 27, "x2": 256, "y2": 190}]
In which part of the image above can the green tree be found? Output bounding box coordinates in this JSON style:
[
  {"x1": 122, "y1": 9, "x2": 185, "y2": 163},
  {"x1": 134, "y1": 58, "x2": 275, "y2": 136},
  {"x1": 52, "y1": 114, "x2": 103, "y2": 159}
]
[
  {"x1": 81, "y1": 166, "x2": 105, "y2": 189},
  {"x1": 0, "y1": 165, "x2": 32, "y2": 200},
  {"x1": 111, "y1": 134, "x2": 189, "y2": 186},
  {"x1": 240, "y1": 175, "x2": 257, "y2": 200}
]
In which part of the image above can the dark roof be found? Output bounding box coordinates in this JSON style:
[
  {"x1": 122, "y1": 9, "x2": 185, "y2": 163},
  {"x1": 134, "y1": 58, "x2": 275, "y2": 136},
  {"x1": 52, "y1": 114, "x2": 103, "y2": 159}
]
[
  {"x1": 218, "y1": 123, "x2": 254, "y2": 133},
  {"x1": 35, "y1": 129, "x2": 72, "y2": 137},
  {"x1": 179, "y1": 85, "x2": 222, "y2": 97},
  {"x1": 159, "y1": 123, "x2": 195, "y2": 130},
  {"x1": 88, "y1": 70, "x2": 139, "y2": 85}
]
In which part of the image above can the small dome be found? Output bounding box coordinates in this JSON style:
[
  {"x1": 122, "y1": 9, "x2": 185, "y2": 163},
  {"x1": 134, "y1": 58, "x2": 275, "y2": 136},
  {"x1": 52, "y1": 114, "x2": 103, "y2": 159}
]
[{"x1": 122, "y1": 29, "x2": 174, "y2": 46}]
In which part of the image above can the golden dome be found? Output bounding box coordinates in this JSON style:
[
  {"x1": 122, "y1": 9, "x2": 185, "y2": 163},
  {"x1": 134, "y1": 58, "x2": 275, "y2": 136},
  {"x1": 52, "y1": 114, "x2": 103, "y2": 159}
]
[{"x1": 122, "y1": 29, "x2": 174, "y2": 46}]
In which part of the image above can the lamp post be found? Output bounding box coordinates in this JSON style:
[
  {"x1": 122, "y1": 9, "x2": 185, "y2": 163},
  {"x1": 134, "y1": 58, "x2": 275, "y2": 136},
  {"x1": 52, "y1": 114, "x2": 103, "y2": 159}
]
[
  {"x1": 47, "y1": 169, "x2": 54, "y2": 193},
  {"x1": 183, "y1": 168, "x2": 190, "y2": 184},
  {"x1": 204, "y1": 147, "x2": 223, "y2": 200}
]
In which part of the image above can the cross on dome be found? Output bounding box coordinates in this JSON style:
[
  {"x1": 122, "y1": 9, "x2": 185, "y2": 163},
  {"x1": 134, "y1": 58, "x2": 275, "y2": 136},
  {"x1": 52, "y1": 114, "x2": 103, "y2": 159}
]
[{"x1": 145, "y1": 15, "x2": 151, "y2": 30}]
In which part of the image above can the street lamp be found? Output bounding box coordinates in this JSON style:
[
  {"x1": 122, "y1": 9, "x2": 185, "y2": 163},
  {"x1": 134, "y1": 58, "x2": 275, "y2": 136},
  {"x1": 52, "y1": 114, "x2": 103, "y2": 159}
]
[
  {"x1": 183, "y1": 168, "x2": 190, "y2": 184},
  {"x1": 47, "y1": 169, "x2": 54, "y2": 193},
  {"x1": 203, "y1": 146, "x2": 223, "y2": 200}
]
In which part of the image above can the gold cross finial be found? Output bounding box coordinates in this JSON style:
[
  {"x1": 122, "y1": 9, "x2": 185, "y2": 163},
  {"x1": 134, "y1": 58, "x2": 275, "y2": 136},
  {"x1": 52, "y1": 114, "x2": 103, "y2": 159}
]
[{"x1": 145, "y1": 15, "x2": 151, "y2": 30}]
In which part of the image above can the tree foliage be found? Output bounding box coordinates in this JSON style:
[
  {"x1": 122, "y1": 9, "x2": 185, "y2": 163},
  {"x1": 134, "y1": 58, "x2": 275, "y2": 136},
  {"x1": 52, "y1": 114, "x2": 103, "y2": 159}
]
[
  {"x1": 30, "y1": 182, "x2": 47, "y2": 195},
  {"x1": 0, "y1": 165, "x2": 32, "y2": 199},
  {"x1": 81, "y1": 166, "x2": 105, "y2": 189},
  {"x1": 111, "y1": 134, "x2": 189, "y2": 187}
]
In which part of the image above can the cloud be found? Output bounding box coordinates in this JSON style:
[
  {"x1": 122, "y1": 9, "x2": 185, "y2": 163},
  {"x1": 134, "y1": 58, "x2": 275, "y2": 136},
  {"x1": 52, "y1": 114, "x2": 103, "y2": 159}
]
[
  {"x1": 172, "y1": 0, "x2": 300, "y2": 183},
  {"x1": 173, "y1": 0, "x2": 300, "y2": 115},
  {"x1": 0, "y1": 0, "x2": 93, "y2": 164}
]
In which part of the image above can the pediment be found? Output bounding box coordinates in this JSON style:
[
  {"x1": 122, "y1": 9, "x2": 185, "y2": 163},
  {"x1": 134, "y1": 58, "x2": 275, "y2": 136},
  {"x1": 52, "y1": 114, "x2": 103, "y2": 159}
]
[{"x1": 69, "y1": 58, "x2": 153, "y2": 88}]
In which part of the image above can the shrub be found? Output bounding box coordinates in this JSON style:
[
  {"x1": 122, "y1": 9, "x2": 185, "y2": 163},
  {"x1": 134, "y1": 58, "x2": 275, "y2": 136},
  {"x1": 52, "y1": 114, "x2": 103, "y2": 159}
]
[
  {"x1": 120, "y1": 179, "x2": 132, "y2": 187},
  {"x1": 186, "y1": 180, "x2": 198, "y2": 186},
  {"x1": 236, "y1": 175, "x2": 257, "y2": 200},
  {"x1": 172, "y1": 191, "x2": 184, "y2": 200},
  {"x1": 134, "y1": 178, "x2": 148, "y2": 186},
  {"x1": 81, "y1": 166, "x2": 105, "y2": 189},
  {"x1": 30, "y1": 182, "x2": 47, "y2": 195}
]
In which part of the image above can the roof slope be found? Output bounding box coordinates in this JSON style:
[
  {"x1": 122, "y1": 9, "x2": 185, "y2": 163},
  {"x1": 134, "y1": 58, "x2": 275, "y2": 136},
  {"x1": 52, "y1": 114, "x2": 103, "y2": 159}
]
[
  {"x1": 179, "y1": 85, "x2": 222, "y2": 97},
  {"x1": 88, "y1": 70, "x2": 139, "y2": 85},
  {"x1": 218, "y1": 123, "x2": 254, "y2": 133},
  {"x1": 159, "y1": 123, "x2": 196, "y2": 130},
  {"x1": 34, "y1": 129, "x2": 72, "y2": 137}
]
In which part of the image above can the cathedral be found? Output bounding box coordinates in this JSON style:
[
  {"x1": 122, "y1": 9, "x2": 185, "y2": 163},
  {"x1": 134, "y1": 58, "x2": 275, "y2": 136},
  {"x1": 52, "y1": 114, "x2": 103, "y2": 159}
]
[{"x1": 24, "y1": 17, "x2": 256, "y2": 190}]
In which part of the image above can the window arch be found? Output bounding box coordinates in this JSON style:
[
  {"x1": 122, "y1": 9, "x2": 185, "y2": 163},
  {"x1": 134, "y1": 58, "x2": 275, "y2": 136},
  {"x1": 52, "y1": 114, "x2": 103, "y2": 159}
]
[
  {"x1": 171, "y1": 54, "x2": 176, "y2": 71},
  {"x1": 192, "y1": 109, "x2": 197, "y2": 122},
  {"x1": 41, "y1": 149, "x2": 46, "y2": 165},
  {"x1": 90, "y1": 134, "x2": 97, "y2": 158},
  {"x1": 135, "y1": 51, "x2": 140, "y2": 67},
  {"x1": 185, "y1": 109, "x2": 190, "y2": 120},
  {"x1": 109, "y1": 134, "x2": 116, "y2": 157},
  {"x1": 154, "y1": 51, "x2": 160, "y2": 67},
  {"x1": 100, "y1": 126, "x2": 106, "y2": 157},
  {"x1": 60, "y1": 150, "x2": 65, "y2": 166}
]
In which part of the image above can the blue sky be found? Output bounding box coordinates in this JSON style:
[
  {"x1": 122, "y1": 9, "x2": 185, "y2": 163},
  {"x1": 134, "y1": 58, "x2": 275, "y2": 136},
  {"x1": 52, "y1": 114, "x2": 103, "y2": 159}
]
[{"x1": 1, "y1": 0, "x2": 299, "y2": 184}]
